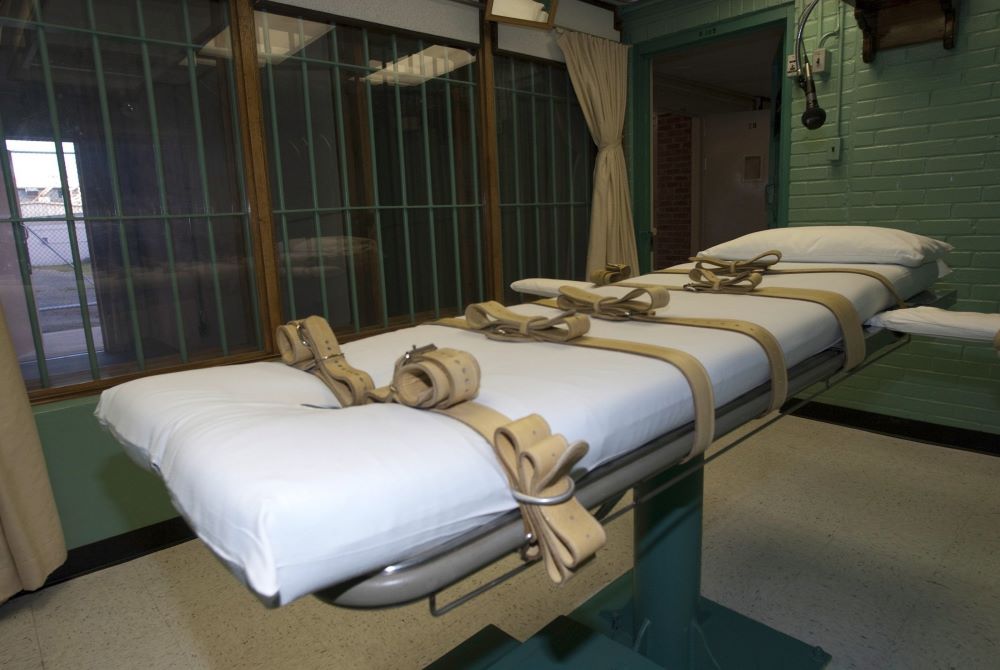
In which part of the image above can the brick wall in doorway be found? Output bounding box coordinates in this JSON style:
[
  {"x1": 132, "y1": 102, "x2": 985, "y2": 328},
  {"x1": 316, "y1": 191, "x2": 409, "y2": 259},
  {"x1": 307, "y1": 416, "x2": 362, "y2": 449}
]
[{"x1": 654, "y1": 113, "x2": 693, "y2": 269}]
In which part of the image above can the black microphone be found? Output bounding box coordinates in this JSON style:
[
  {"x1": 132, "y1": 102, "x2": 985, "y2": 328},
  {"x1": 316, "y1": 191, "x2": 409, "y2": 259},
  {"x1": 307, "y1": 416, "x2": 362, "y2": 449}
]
[{"x1": 800, "y1": 62, "x2": 826, "y2": 130}]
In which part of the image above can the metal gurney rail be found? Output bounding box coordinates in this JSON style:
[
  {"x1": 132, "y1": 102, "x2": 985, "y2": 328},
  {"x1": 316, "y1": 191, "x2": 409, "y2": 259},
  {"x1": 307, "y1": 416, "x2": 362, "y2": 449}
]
[{"x1": 312, "y1": 289, "x2": 954, "y2": 612}]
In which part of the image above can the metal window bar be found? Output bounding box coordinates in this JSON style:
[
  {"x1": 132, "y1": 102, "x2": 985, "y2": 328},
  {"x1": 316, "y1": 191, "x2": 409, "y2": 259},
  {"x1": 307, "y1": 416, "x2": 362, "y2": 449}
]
[
  {"x1": 547, "y1": 66, "x2": 560, "y2": 276},
  {"x1": 443, "y1": 55, "x2": 463, "y2": 311},
  {"x1": 466, "y1": 70, "x2": 484, "y2": 302},
  {"x1": 529, "y1": 65, "x2": 542, "y2": 277},
  {"x1": 1, "y1": 211, "x2": 248, "y2": 224},
  {"x1": 181, "y1": 0, "x2": 229, "y2": 355},
  {"x1": 565, "y1": 71, "x2": 576, "y2": 276},
  {"x1": 88, "y1": 0, "x2": 146, "y2": 379},
  {"x1": 134, "y1": 0, "x2": 189, "y2": 363},
  {"x1": 417, "y1": 38, "x2": 441, "y2": 319},
  {"x1": 361, "y1": 28, "x2": 390, "y2": 329},
  {"x1": 390, "y1": 34, "x2": 416, "y2": 322},
  {"x1": 260, "y1": 11, "x2": 297, "y2": 319},
  {"x1": 0, "y1": 113, "x2": 49, "y2": 386},
  {"x1": 329, "y1": 24, "x2": 362, "y2": 333},
  {"x1": 222, "y1": 27, "x2": 263, "y2": 350},
  {"x1": 297, "y1": 18, "x2": 331, "y2": 322},
  {"x1": 509, "y1": 58, "x2": 524, "y2": 282}
]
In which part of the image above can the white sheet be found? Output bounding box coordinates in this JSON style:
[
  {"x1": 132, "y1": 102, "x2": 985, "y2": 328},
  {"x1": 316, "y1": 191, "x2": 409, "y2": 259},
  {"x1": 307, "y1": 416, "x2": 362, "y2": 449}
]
[
  {"x1": 96, "y1": 261, "x2": 940, "y2": 605},
  {"x1": 868, "y1": 306, "x2": 1000, "y2": 345}
]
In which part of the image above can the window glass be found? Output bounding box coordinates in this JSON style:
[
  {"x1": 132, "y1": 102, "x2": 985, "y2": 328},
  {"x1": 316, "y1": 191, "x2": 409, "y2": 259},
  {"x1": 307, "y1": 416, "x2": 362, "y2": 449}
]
[
  {"x1": 0, "y1": 0, "x2": 260, "y2": 390},
  {"x1": 494, "y1": 54, "x2": 594, "y2": 304},
  {"x1": 256, "y1": 9, "x2": 484, "y2": 331}
]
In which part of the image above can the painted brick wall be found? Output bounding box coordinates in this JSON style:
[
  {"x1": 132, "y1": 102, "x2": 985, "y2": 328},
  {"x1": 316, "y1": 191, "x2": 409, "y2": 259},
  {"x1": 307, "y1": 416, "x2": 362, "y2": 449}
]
[
  {"x1": 623, "y1": 0, "x2": 1000, "y2": 434},
  {"x1": 654, "y1": 113, "x2": 694, "y2": 268}
]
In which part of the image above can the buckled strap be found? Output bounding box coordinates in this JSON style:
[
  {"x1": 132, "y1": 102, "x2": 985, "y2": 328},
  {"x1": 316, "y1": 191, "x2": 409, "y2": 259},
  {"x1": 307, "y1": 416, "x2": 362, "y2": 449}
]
[
  {"x1": 494, "y1": 415, "x2": 605, "y2": 584},
  {"x1": 434, "y1": 304, "x2": 716, "y2": 459},
  {"x1": 555, "y1": 285, "x2": 670, "y2": 320},
  {"x1": 654, "y1": 248, "x2": 907, "y2": 307},
  {"x1": 590, "y1": 263, "x2": 632, "y2": 286},
  {"x1": 543, "y1": 284, "x2": 789, "y2": 414},
  {"x1": 451, "y1": 301, "x2": 591, "y2": 342},
  {"x1": 277, "y1": 316, "x2": 374, "y2": 407},
  {"x1": 368, "y1": 345, "x2": 606, "y2": 583},
  {"x1": 368, "y1": 345, "x2": 480, "y2": 409}
]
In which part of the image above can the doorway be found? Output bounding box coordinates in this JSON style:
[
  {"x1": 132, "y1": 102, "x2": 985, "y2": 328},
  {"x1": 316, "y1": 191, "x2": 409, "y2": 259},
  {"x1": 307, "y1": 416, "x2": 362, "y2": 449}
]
[{"x1": 649, "y1": 24, "x2": 786, "y2": 269}]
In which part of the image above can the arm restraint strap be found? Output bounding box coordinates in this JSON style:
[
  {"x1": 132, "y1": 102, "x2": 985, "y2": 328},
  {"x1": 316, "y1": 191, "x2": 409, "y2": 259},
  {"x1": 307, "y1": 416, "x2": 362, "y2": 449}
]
[
  {"x1": 590, "y1": 263, "x2": 632, "y2": 286},
  {"x1": 433, "y1": 302, "x2": 716, "y2": 459},
  {"x1": 536, "y1": 284, "x2": 788, "y2": 414},
  {"x1": 277, "y1": 320, "x2": 606, "y2": 584},
  {"x1": 366, "y1": 345, "x2": 606, "y2": 584},
  {"x1": 276, "y1": 316, "x2": 374, "y2": 406},
  {"x1": 655, "y1": 249, "x2": 908, "y2": 307}
]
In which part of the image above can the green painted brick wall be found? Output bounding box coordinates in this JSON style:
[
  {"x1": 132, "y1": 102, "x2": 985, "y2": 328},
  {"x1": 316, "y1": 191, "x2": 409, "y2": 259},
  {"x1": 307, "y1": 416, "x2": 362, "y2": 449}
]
[{"x1": 622, "y1": 0, "x2": 1000, "y2": 434}]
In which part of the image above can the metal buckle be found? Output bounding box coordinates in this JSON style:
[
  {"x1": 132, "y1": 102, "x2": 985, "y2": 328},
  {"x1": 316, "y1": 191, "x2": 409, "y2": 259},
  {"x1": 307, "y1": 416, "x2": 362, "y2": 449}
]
[
  {"x1": 403, "y1": 343, "x2": 437, "y2": 363},
  {"x1": 511, "y1": 478, "x2": 575, "y2": 506}
]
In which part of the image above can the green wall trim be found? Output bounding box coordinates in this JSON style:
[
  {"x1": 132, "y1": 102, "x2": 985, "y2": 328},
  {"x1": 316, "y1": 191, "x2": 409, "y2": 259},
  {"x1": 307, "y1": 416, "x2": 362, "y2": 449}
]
[
  {"x1": 33, "y1": 395, "x2": 177, "y2": 550},
  {"x1": 628, "y1": 5, "x2": 795, "y2": 272}
]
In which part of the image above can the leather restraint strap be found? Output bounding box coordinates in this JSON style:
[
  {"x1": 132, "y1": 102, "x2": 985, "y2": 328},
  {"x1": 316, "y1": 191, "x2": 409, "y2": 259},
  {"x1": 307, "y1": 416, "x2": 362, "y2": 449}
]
[
  {"x1": 643, "y1": 279, "x2": 867, "y2": 370},
  {"x1": 434, "y1": 302, "x2": 716, "y2": 458},
  {"x1": 590, "y1": 263, "x2": 632, "y2": 286},
  {"x1": 656, "y1": 249, "x2": 908, "y2": 307},
  {"x1": 368, "y1": 344, "x2": 606, "y2": 584},
  {"x1": 275, "y1": 316, "x2": 374, "y2": 407},
  {"x1": 539, "y1": 285, "x2": 789, "y2": 414}
]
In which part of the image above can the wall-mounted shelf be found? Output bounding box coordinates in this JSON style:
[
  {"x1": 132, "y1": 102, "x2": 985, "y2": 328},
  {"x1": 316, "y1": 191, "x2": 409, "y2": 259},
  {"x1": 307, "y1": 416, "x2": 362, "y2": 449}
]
[{"x1": 843, "y1": 0, "x2": 957, "y2": 63}]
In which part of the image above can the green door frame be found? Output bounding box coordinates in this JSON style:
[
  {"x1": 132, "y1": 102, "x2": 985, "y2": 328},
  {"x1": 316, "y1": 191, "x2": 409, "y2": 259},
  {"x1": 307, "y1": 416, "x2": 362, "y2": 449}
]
[{"x1": 629, "y1": 5, "x2": 796, "y2": 273}]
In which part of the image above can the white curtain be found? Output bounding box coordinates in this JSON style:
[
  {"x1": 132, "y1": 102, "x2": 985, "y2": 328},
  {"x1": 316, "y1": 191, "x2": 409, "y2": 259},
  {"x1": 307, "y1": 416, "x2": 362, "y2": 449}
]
[
  {"x1": 0, "y1": 303, "x2": 66, "y2": 604},
  {"x1": 556, "y1": 29, "x2": 640, "y2": 277}
]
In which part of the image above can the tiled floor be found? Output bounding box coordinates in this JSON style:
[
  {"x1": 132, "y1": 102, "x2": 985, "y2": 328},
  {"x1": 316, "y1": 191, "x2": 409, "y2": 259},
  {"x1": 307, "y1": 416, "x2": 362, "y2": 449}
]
[{"x1": 2, "y1": 416, "x2": 998, "y2": 669}]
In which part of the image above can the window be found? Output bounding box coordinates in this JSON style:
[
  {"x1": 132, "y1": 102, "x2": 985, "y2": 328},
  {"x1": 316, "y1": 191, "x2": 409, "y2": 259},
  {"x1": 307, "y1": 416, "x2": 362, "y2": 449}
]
[
  {"x1": 494, "y1": 54, "x2": 593, "y2": 304},
  {"x1": 0, "y1": 0, "x2": 261, "y2": 391},
  {"x1": 256, "y1": 7, "x2": 484, "y2": 332},
  {"x1": 1, "y1": 3, "x2": 601, "y2": 398}
]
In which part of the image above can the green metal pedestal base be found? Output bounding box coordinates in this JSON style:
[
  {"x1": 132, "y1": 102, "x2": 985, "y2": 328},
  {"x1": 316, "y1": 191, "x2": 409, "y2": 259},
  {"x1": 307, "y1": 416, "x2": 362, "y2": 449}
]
[{"x1": 571, "y1": 572, "x2": 831, "y2": 670}]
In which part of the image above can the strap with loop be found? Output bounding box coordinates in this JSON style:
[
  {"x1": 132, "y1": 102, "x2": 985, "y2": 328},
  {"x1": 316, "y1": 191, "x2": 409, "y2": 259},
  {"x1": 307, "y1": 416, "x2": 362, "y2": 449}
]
[
  {"x1": 555, "y1": 285, "x2": 669, "y2": 320},
  {"x1": 654, "y1": 248, "x2": 908, "y2": 307},
  {"x1": 368, "y1": 344, "x2": 606, "y2": 584},
  {"x1": 433, "y1": 304, "x2": 716, "y2": 458},
  {"x1": 439, "y1": 301, "x2": 591, "y2": 343},
  {"x1": 538, "y1": 284, "x2": 789, "y2": 414},
  {"x1": 275, "y1": 317, "x2": 374, "y2": 406},
  {"x1": 590, "y1": 263, "x2": 632, "y2": 286}
]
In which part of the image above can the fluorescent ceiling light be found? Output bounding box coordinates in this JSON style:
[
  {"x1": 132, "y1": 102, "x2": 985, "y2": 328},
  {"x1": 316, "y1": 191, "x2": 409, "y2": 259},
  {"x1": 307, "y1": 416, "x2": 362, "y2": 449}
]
[
  {"x1": 366, "y1": 45, "x2": 475, "y2": 86},
  {"x1": 191, "y1": 12, "x2": 331, "y2": 65}
]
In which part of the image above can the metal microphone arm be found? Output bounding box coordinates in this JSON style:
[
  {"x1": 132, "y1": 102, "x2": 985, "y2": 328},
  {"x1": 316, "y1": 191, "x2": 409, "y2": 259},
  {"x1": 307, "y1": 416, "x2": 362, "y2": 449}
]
[{"x1": 795, "y1": 0, "x2": 826, "y2": 129}]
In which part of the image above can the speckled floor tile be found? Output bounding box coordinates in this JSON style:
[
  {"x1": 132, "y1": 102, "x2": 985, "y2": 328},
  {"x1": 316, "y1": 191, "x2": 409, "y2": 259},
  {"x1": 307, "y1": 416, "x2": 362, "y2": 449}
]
[
  {"x1": 0, "y1": 595, "x2": 43, "y2": 670},
  {"x1": 28, "y1": 559, "x2": 199, "y2": 670},
  {"x1": 5, "y1": 417, "x2": 997, "y2": 670}
]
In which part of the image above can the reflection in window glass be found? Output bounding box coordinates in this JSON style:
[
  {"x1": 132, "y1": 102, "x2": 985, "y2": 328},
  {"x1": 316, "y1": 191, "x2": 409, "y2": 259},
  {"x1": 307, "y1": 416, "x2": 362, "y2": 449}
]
[
  {"x1": 494, "y1": 55, "x2": 594, "y2": 304},
  {"x1": 0, "y1": 0, "x2": 260, "y2": 390},
  {"x1": 256, "y1": 9, "x2": 484, "y2": 332}
]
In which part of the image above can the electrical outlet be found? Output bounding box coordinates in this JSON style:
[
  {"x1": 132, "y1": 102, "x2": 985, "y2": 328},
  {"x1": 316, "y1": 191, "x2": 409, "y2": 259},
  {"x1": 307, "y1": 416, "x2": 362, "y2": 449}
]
[
  {"x1": 786, "y1": 54, "x2": 799, "y2": 78},
  {"x1": 812, "y1": 48, "x2": 830, "y2": 75},
  {"x1": 826, "y1": 137, "x2": 842, "y2": 162}
]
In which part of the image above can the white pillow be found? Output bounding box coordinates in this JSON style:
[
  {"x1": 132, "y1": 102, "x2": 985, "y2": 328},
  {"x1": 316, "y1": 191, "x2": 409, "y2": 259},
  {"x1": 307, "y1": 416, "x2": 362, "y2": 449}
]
[{"x1": 699, "y1": 226, "x2": 953, "y2": 267}]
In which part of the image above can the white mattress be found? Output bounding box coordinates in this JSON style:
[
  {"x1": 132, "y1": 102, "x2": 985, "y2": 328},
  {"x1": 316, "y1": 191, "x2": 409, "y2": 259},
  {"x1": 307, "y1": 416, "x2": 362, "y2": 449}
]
[{"x1": 96, "y1": 261, "x2": 939, "y2": 605}]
